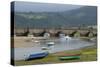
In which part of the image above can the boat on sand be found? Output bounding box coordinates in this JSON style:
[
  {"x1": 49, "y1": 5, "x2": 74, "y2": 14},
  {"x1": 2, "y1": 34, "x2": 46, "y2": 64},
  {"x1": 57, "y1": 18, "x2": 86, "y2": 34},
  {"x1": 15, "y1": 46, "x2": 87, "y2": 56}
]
[{"x1": 26, "y1": 52, "x2": 49, "y2": 60}]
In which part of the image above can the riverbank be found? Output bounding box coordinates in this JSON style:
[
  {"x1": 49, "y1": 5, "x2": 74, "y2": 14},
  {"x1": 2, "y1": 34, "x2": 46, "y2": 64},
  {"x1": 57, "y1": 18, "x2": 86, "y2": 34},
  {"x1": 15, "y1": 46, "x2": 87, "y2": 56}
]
[
  {"x1": 12, "y1": 36, "x2": 96, "y2": 48},
  {"x1": 14, "y1": 45, "x2": 97, "y2": 66},
  {"x1": 11, "y1": 37, "x2": 47, "y2": 48}
]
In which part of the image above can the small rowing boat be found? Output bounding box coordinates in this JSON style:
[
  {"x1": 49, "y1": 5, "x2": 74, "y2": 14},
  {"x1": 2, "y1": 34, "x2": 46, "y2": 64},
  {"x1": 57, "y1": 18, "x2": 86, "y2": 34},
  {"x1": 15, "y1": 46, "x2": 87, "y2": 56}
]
[
  {"x1": 58, "y1": 54, "x2": 81, "y2": 57},
  {"x1": 59, "y1": 56, "x2": 80, "y2": 60},
  {"x1": 58, "y1": 53, "x2": 81, "y2": 60}
]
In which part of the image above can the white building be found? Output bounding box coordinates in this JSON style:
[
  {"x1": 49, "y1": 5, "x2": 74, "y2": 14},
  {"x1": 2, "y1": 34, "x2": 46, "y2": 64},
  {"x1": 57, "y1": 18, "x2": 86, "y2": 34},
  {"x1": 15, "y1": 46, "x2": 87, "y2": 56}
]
[{"x1": 43, "y1": 32, "x2": 50, "y2": 38}]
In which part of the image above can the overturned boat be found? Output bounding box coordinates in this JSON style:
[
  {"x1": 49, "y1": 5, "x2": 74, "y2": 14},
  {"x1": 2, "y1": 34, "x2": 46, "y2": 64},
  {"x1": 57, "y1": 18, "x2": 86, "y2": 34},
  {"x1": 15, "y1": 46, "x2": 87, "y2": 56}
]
[{"x1": 26, "y1": 52, "x2": 49, "y2": 60}]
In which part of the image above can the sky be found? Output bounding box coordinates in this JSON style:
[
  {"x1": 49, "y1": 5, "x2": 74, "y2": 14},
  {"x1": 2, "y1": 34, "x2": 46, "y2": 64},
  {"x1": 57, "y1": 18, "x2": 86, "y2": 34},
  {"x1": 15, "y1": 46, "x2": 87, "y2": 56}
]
[{"x1": 14, "y1": 1, "x2": 83, "y2": 12}]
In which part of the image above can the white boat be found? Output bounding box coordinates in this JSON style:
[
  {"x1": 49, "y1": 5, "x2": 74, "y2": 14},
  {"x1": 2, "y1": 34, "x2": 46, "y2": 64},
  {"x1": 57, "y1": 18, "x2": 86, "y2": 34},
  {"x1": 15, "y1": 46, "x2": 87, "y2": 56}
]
[
  {"x1": 65, "y1": 36, "x2": 71, "y2": 40},
  {"x1": 41, "y1": 47, "x2": 48, "y2": 50},
  {"x1": 46, "y1": 42, "x2": 55, "y2": 45},
  {"x1": 46, "y1": 42, "x2": 55, "y2": 48}
]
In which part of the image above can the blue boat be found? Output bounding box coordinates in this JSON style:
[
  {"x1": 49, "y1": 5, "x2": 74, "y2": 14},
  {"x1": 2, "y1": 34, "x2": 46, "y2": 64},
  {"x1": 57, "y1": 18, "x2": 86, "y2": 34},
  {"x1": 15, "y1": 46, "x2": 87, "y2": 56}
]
[{"x1": 26, "y1": 52, "x2": 49, "y2": 60}]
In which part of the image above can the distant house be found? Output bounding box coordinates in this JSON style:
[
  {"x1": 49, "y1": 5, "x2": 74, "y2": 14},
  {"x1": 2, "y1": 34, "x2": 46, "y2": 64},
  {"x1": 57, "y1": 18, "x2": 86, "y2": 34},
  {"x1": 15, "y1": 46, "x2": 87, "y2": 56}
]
[
  {"x1": 43, "y1": 32, "x2": 50, "y2": 38},
  {"x1": 70, "y1": 31, "x2": 80, "y2": 37},
  {"x1": 39, "y1": 30, "x2": 50, "y2": 38},
  {"x1": 85, "y1": 32, "x2": 94, "y2": 37},
  {"x1": 80, "y1": 31, "x2": 94, "y2": 37},
  {"x1": 55, "y1": 31, "x2": 65, "y2": 37}
]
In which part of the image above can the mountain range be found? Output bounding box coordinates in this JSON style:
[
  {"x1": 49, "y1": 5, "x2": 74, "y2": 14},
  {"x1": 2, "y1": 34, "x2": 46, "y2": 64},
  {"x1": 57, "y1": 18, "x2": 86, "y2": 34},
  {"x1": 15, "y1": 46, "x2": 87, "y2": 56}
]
[{"x1": 14, "y1": 6, "x2": 97, "y2": 29}]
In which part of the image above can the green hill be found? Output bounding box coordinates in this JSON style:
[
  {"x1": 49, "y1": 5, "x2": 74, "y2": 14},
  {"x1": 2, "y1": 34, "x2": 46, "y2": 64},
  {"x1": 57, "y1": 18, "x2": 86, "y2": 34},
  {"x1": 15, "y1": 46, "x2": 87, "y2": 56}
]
[{"x1": 14, "y1": 6, "x2": 97, "y2": 29}]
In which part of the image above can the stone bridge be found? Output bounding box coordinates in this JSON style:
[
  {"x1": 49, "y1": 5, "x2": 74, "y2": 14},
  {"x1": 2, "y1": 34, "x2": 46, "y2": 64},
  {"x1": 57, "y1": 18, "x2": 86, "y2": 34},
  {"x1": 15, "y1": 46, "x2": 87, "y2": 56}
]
[{"x1": 14, "y1": 28, "x2": 97, "y2": 37}]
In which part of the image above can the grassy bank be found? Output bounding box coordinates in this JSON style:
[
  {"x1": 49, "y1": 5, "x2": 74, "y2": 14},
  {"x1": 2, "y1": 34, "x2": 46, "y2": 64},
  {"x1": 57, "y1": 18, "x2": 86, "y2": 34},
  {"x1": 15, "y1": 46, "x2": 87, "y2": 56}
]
[{"x1": 14, "y1": 45, "x2": 97, "y2": 66}]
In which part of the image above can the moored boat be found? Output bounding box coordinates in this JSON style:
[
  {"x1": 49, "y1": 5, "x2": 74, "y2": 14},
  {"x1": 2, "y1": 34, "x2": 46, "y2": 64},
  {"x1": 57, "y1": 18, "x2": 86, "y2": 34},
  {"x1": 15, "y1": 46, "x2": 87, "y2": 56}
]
[
  {"x1": 41, "y1": 47, "x2": 48, "y2": 50},
  {"x1": 46, "y1": 42, "x2": 55, "y2": 47}
]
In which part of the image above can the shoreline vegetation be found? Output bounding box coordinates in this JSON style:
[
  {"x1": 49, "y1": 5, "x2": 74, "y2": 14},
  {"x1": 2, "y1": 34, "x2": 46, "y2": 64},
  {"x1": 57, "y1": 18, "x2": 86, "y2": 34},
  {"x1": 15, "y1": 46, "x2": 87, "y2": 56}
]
[{"x1": 14, "y1": 45, "x2": 97, "y2": 66}]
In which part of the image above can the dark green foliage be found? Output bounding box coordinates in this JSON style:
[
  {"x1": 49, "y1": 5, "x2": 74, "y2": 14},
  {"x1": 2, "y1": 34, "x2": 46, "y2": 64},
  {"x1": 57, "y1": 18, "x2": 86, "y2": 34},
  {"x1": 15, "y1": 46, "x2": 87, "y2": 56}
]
[{"x1": 14, "y1": 6, "x2": 97, "y2": 29}]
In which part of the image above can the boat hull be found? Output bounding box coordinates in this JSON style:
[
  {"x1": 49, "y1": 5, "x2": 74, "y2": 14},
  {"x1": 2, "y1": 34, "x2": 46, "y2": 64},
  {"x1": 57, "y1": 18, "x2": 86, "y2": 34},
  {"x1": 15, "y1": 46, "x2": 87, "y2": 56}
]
[
  {"x1": 26, "y1": 52, "x2": 49, "y2": 60},
  {"x1": 59, "y1": 56, "x2": 80, "y2": 60},
  {"x1": 58, "y1": 54, "x2": 81, "y2": 57}
]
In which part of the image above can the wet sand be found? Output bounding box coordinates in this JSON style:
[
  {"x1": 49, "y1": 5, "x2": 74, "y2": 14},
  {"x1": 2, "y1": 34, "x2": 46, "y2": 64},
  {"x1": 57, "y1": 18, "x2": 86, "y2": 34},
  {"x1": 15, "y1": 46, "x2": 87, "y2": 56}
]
[{"x1": 12, "y1": 37, "x2": 40, "y2": 48}]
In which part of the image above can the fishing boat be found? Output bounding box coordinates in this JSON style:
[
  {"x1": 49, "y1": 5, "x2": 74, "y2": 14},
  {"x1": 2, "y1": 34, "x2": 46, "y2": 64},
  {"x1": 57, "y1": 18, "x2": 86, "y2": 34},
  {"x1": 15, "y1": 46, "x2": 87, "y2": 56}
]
[
  {"x1": 26, "y1": 52, "x2": 49, "y2": 60},
  {"x1": 59, "y1": 56, "x2": 80, "y2": 60}
]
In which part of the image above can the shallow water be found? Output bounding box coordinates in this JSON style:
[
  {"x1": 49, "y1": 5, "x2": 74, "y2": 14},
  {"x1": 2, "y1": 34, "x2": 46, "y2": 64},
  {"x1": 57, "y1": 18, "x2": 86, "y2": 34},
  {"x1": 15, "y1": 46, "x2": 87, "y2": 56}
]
[{"x1": 12, "y1": 38, "x2": 95, "y2": 60}]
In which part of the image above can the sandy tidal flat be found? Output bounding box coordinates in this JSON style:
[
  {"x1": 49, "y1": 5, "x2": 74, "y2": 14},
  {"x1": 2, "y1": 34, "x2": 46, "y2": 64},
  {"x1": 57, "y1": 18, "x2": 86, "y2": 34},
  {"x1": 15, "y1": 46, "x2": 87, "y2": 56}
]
[{"x1": 12, "y1": 37, "x2": 41, "y2": 48}]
